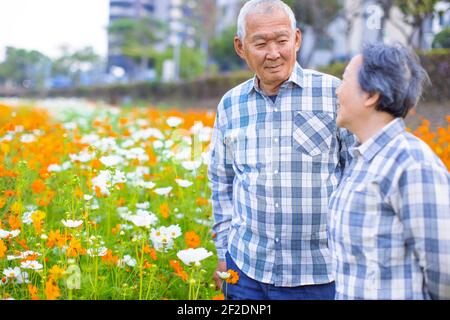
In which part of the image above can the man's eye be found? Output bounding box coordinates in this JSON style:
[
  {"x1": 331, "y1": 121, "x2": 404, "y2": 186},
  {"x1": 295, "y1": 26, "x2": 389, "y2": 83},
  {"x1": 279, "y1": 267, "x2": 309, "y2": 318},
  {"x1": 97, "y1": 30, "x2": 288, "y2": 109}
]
[{"x1": 256, "y1": 43, "x2": 265, "y2": 47}]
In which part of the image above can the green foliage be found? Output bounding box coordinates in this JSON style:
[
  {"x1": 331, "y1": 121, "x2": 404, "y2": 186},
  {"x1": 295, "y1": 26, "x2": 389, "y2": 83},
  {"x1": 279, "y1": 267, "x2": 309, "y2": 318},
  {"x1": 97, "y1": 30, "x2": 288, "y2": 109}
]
[
  {"x1": 0, "y1": 47, "x2": 51, "y2": 88},
  {"x1": 153, "y1": 47, "x2": 207, "y2": 81},
  {"x1": 209, "y1": 26, "x2": 245, "y2": 72},
  {"x1": 108, "y1": 18, "x2": 167, "y2": 61},
  {"x1": 317, "y1": 62, "x2": 346, "y2": 79},
  {"x1": 52, "y1": 46, "x2": 102, "y2": 86},
  {"x1": 432, "y1": 28, "x2": 450, "y2": 49}
]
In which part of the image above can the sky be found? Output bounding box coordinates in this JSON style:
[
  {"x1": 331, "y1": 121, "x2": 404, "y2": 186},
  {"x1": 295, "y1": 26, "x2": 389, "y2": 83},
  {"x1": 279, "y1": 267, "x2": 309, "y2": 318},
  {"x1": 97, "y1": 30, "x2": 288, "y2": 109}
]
[{"x1": 0, "y1": 0, "x2": 109, "y2": 60}]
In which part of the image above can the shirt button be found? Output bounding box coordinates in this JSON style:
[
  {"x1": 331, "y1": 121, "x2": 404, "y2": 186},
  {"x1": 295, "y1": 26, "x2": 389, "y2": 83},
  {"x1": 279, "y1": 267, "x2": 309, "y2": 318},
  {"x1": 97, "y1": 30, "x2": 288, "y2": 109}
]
[
  {"x1": 275, "y1": 202, "x2": 279, "y2": 208},
  {"x1": 274, "y1": 170, "x2": 278, "y2": 174},
  {"x1": 275, "y1": 237, "x2": 280, "y2": 243},
  {"x1": 274, "y1": 108, "x2": 279, "y2": 112},
  {"x1": 274, "y1": 138, "x2": 278, "y2": 143}
]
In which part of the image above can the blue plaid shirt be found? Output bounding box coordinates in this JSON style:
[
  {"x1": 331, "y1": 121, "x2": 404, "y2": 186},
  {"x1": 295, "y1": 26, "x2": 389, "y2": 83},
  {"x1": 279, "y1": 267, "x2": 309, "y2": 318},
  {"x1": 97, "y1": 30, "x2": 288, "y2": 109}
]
[
  {"x1": 208, "y1": 62, "x2": 355, "y2": 286},
  {"x1": 329, "y1": 118, "x2": 450, "y2": 299}
]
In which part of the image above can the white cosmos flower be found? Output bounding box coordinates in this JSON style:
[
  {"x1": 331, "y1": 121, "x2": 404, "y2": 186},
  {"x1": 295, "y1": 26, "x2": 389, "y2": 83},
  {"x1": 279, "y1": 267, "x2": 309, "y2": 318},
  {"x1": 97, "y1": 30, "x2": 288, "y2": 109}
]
[
  {"x1": 129, "y1": 210, "x2": 158, "y2": 227},
  {"x1": 3, "y1": 267, "x2": 21, "y2": 279},
  {"x1": 122, "y1": 255, "x2": 137, "y2": 267},
  {"x1": 153, "y1": 187, "x2": 172, "y2": 196},
  {"x1": 0, "y1": 229, "x2": 20, "y2": 239},
  {"x1": 70, "y1": 150, "x2": 95, "y2": 163},
  {"x1": 181, "y1": 160, "x2": 202, "y2": 171},
  {"x1": 87, "y1": 246, "x2": 108, "y2": 257},
  {"x1": 153, "y1": 140, "x2": 164, "y2": 149},
  {"x1": 175, "y1": 179, "x2": 193, "y2": 188},
  {"x1": 62, "y1": 219, "x2": 83, "y2": 228},
  {"x1": 47, "y1": 164, "x2": 62, "y2": 172},
  {"x1": 177, "y1": 248, "x2": 213, "y2": 266},
  {"x1": 20, "y1": 260, "x2": 43, "y2": 270},
  {"x1": 136, "y1": 202, "x2": 150, "y2": 209},
  {"x1": 100, "y1": 155, "x2": 124, "y2": 167},
  {"x1": 20, "y1": 134, "x2": 36, "y2": 143},
  {"x1": 166, "y1": 116, "x2": 183, "y2": 128},
  {"x1": 137, "y1": 181, "x2": 156, "y2": 189},
  {"x1": 216, "y1": 271, "x2": 231, "y2": 280},
  {"x1": 84, "y1": 194, "x2": 93, "y2": 201}
]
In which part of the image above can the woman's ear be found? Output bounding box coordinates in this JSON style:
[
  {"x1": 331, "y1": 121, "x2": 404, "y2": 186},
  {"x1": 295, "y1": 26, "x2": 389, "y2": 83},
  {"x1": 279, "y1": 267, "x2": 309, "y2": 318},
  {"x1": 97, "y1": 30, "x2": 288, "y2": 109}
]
[{"x1": 364, "y1": 92, "x2": 381, "y2": 109}]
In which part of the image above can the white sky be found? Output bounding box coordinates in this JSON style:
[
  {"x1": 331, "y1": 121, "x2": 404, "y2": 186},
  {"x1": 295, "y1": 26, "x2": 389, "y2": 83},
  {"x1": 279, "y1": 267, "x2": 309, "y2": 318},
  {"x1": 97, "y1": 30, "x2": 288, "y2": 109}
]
[{"x1": 0, "y1": 0, "x2": 109, "y2": 60}]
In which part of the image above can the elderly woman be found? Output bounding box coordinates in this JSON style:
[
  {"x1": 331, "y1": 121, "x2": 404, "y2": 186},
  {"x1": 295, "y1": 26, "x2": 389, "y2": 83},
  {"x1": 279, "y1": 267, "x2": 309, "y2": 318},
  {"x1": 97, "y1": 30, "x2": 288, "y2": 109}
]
[{"x1": 329, "y1": 43, "x2": 450, "y2": 299}]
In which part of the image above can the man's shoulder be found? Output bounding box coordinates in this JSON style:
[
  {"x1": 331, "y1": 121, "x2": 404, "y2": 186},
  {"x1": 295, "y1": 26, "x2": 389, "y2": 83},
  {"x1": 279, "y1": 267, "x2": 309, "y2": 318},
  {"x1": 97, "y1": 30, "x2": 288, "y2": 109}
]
[
  {"x1": 219, "y1": 77, "x2": 254, "y2": 110},
  {"x1": 302, "y1": 68, "x2": 341, "y2": 87}
]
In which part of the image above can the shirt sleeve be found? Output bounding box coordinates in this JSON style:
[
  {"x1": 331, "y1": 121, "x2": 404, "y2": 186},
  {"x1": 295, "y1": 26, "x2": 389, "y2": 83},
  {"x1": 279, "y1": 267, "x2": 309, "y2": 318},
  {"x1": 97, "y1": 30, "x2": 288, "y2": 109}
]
[
  {"x1": 393, "y1": 162, "x2": 450, "y2": 299},
  {"x1": 207, "y1": 99, "x2": 235, "y2": 261},
  {"x1": 337, "y1": 127, "x2": 356, "y2": 170}
]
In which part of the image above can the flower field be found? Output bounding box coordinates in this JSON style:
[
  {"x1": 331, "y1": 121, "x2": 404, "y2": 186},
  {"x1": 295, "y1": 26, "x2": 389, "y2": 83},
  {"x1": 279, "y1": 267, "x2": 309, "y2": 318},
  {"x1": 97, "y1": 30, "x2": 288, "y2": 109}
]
[{"x1": 0, "y1": 100, "x2": 448, "y2": 300}]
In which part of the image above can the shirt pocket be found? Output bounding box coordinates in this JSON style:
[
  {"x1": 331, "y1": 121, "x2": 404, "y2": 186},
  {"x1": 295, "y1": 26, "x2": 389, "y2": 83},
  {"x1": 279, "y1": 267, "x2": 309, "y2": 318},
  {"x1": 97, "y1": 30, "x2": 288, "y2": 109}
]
[
  {"x1": 293, "y1": 111, "x2": 335, "y2": 157},
  {"x1": 224, "y1": 125, "x2": 269, "y2": 169}
]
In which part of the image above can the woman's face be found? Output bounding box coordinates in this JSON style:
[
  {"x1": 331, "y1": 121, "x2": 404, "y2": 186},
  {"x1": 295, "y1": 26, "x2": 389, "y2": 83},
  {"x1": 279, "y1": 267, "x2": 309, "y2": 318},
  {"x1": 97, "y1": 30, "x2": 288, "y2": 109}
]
[{"x1": 335, "y1": 55, "x2": 368, "y2": 130}]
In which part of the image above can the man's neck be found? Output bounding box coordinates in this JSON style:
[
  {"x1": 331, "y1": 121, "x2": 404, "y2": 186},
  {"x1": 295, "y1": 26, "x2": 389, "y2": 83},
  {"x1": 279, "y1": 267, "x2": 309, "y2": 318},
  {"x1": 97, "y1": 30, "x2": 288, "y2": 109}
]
[{"x1": 258, "y1": 79, "x2": 284, "y2": 96}]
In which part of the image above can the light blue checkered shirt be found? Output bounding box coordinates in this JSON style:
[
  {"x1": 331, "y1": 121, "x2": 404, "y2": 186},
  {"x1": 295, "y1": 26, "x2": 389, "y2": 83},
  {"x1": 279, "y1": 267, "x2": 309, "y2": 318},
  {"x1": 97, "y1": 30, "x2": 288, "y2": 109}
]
[
  {"x1": 329, "y1": 118, "x2": 450, "y2": 299},
  {"x1": 208, "y1": 62, "x2": 355, "y2": 286}
]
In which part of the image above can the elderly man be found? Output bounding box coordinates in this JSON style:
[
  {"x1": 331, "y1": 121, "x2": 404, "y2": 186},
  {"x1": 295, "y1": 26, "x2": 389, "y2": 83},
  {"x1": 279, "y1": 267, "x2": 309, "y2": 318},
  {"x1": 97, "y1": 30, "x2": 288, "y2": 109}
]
[
  {"x1": 208, "y1": 0, "x2": 354, "y2": 300},
  {"x1": 329, "y1": 43, "x2": 450, "y2": 299}
]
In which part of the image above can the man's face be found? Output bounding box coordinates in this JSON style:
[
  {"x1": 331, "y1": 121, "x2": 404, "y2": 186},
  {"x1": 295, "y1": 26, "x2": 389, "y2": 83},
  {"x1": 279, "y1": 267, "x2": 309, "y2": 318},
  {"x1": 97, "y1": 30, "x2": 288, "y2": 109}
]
[{"x1": 234, "y1": 9, "x2": 301, "y2": 92}]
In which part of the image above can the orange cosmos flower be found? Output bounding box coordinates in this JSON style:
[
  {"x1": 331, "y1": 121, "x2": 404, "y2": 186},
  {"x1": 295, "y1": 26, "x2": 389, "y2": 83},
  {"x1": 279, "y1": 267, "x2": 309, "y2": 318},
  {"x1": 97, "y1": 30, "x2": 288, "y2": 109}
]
[
  {"x1": 111, "y1": 224, "x2": 121, "y2": 235},
  {"x1": 3, "y1": 190, "x2": 15, "y2": 197},
  {"x1": 169, "y1": 259, "x2": 188, "y2": 282},
  {"x1": 225, "y1": 269, "x2": 239, "y2": 285},
  {"x1": 44, "y1": 278, "x2": 60, "y2": 300},
  {"x1": 0, "y1": 240, "x2": 7, "y2": 258},
  {"x1": 196, "y1": 197, "x2": 209, "y2": 206},
  {"x1": 160, "y1": 203, "x2": 170, "y2": 219},
  {"x1": 31, "y1": 179, "x2": 46, "y2": 194},
  {"x1": 48, "y1": 265, "x2": 65, "y2": 280},
  {"x1": 0, "y1": 197, "x2": 6, "y2": 209},
  {"x1": 46, "y1": 230, "x2": 67, "y2": 249},
  {"x1": 212, "y1": 293, "x2": 225, "y2": 300},
  {"x1": 28, "y1": 284, "x2": 40, "y2": 300},
  {"x1": 184, "y1": 231, "x2": 201, "y2": 248},
  {"x1": 102, "y1": 249, "x2": 119, "y2": 266},
  {"x1": 143, "y1": 245, "x2": 158, "y2": 261},
  {"x1": 66, "y1": 238, "x2": 85, "y2": 257},
  {"x1": 15, "y1": 238, "x2": 29, "y2": 250},
  {"x1": 31, "y1": 210, "x2": 46, "y2": 234},
  {"x1": 8, "y1": 215, "x2": 21, "y2": 230}
]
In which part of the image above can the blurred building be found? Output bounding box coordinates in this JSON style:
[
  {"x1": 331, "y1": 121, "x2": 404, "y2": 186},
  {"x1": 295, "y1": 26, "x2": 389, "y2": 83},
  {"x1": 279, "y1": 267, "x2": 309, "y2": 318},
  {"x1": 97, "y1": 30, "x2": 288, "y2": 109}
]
[{"x1": 107, "y1": 0, "x2": 197, "y2": 81}]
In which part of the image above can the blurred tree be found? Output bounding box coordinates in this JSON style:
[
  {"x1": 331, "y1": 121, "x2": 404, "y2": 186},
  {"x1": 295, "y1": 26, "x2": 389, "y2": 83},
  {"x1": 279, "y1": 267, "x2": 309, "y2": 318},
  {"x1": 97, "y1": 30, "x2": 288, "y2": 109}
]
[
  {"x1": 52, "y1": 46, "x2": 101, "y2": 86},
  {"x1": 155, "y1": 46, "x2": 206, "y2": 81},
  {"x1": 108, "y1": 17, "x2": 167, "y2": 79},
  {"x1": 191, "y1": 0, "x2": 218, "y2": 72},
  {"x1": 0, "y1": 47, "x2": 51, "y2": 89},
  {"x1": 291, "y1": 0, "x2": 342, "y2": 66},
  {"x1": 210, "y1": 26, "x2": 245, "y2": 72},
  {"x1": 432, "y1": 27, "x2": 450, "y2": 49},
  {"x1": 395, "y1": 0, "x2": 440, "y2": 49}
]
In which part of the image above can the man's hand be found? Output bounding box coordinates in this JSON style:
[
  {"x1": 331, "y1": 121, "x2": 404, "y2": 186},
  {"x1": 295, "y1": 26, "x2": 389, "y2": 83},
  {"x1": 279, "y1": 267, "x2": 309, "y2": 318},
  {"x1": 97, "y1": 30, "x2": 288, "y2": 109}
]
[{"x1": 213, "y1": 261, "x2": 227, "y2": 291}]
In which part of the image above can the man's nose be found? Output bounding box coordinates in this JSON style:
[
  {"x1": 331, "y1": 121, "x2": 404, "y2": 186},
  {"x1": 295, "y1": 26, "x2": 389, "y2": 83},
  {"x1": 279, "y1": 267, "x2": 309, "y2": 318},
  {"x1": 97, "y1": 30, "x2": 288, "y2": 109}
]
[{"x1": 266, "y1": 43, "x2": 281, "y2": 60}]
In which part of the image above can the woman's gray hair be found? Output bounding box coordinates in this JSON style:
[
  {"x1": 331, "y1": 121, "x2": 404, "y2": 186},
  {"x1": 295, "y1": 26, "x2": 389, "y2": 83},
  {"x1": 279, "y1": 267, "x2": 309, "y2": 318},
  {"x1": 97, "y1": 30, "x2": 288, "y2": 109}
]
[
  {"x1": 359, "y1": 42, "x2": 430, "y2": 118},
  {"x1": 236, "y1": 0, "x2": 297, "y2": 41}
]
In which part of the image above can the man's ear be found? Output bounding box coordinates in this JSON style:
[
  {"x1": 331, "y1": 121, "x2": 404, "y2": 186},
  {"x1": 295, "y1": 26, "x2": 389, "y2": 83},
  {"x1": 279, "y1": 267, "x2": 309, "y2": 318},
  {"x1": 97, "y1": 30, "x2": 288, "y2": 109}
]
[
  {"x1": 234, "y1": 36, "x2": 245, "y2": 59},
  {"x1": 364, "y1": 92, "x2": 381, "y2": 109},
  {"x1": 295, "y1": 28, "x2": 302, "y2": 53}
]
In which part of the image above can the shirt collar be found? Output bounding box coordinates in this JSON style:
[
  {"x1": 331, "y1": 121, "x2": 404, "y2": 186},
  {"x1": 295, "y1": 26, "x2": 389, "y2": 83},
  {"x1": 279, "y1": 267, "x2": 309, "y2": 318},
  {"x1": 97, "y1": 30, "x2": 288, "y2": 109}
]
[
  {"x1": 247, "y1": 61, "x2": 305, "y2": 95},
  {"x1": 353, "y1": 118, "x2": 406, "y2": 162}
]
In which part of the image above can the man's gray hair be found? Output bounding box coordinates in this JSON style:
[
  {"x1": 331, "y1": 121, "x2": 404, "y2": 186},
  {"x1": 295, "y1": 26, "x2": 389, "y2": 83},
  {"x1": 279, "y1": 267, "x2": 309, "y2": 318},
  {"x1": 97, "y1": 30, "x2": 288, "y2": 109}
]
[
  {"x1": 236, "y1": 0, "x2": 297, "y2": 40},
  {"x1": 359, "y1": 42, "x2": 430, "y2": 118}
]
